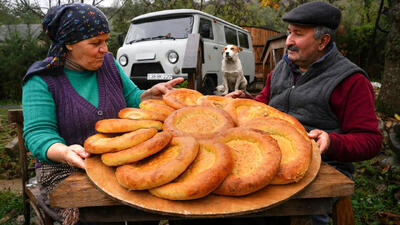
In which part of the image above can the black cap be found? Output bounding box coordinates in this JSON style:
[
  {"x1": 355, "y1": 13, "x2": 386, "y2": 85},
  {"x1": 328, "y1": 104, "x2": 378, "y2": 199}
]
[{"x1": 282, "y1": 1, "x2": 341, "y2": 30}]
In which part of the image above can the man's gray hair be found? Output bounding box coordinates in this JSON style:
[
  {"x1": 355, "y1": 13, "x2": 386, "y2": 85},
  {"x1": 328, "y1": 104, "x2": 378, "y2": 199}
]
[{"x1": 314, "y1": 26, "x2": 335, "y2": 49}]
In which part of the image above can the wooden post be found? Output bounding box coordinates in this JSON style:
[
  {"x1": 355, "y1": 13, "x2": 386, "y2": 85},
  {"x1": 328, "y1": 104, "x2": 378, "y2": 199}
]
[
  {"x1": 8, "y1": 109, "x2": 30, "y2": 225},
  {"x1": 332, "y1": 196, "x2": 355, "y2": 225}
]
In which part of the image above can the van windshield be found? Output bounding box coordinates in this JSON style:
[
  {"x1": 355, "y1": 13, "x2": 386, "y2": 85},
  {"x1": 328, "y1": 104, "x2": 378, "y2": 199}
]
[{"x1": 125, "y1": 16, "x2": 194, "y2": 44}]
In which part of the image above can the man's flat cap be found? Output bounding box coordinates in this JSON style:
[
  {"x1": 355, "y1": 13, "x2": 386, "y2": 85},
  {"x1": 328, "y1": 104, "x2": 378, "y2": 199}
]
[{"x1": 282, "y1": 1, "x2": 341, "y2": 30}]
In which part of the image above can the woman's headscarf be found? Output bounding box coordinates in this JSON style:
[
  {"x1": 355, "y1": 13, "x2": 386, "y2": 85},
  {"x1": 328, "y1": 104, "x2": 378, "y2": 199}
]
[{"x1": 24, "y1": 3, "x2": 110, "y2": 83}]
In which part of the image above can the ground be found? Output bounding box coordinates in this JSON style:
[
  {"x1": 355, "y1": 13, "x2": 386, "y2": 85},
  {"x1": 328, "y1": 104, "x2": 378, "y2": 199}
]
[{"x1": 0, "y1": 179, "x2": 21, "y2": 193}]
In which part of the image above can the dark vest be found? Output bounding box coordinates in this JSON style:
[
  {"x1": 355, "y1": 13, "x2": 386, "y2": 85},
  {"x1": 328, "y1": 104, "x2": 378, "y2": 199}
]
[
  {"x1": 40, "y1": 53, "x2": 126, "y2": 146},
  {"x1": 269, "y1": 46, "x2": 367, "y2": 175},
  {"x1": 269, "y1": 46, "x2": 367, "y2": 133}
]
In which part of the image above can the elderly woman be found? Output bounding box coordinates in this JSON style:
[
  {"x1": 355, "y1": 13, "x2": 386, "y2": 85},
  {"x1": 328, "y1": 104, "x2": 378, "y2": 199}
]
[{"x1": 22, "y1": 3, "x2": 182, "y2": 224}]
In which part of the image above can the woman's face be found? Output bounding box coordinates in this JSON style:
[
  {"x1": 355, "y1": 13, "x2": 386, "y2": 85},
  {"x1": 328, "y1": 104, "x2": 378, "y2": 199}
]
[{"x1": 66, "y1": 33, "x2": 109, "y2": 71}]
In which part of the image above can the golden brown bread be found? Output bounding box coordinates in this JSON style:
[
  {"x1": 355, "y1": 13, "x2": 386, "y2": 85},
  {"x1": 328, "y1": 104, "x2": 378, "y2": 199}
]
[
  {"x1": 119, "y1": 108, "x2": 167, "y2": 121},
  {"x1": 149, "y1": 140, "x2": 233, "y2": 200},
  {"x1": 139, "y1": 99, "x2": 175, "y2": 117},
  {"x1": 163, "y1": 88, "x2": 204, "y2": 109},
  {"x1": 163, "y1": 106, "x2": 235, "y2": 139},
  {"x1": 241, "y1": 117, "x2": 312, "y2": 184},
  {"x1": 115, "y1": 136, "x2": 199, "y2": 190},
  {"x1": 213, "y1": 127, "x2": 281, "y2": 196},
  {"x1": 101, "y1": 131, "x2": 172, "y2": 166},
  {"x1": 223, "y1": 98, "x2": 307, "y2": 137},
  {"x1": 95, "y1": 119, "x2": 162, "y2": 133},
  {"x1": 84, "y1": 128, "x2": 158, "y2": 154},
  {"x1": 196, "y1": 95, "x2": 232, "y2": 109}
]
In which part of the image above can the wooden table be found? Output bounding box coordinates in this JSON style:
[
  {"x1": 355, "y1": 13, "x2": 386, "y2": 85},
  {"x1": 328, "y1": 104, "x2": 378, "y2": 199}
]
[{"x1": 48, "y1": 162, "x2": 354, "y2": 224}]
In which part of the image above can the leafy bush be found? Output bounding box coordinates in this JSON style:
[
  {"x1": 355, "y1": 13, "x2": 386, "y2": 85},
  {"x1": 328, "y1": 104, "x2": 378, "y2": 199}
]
[{"x1": 0, "y1": 32, "x2": 49, "y2": 102}]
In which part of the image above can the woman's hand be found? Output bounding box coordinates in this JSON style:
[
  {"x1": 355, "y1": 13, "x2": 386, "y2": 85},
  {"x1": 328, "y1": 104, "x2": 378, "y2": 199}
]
[
  {"x1": 140, "y1": 78, "x2": 184, "y2": 101},
  {"x1": 47, "y1": 143, "x2": 90, "y2": 169},
  {"x1": 225, "y1": 90, "x2": 245, "y2": 98},
  {"x1": 308, "y1": 129, "x2": 330, "y2": 154}
]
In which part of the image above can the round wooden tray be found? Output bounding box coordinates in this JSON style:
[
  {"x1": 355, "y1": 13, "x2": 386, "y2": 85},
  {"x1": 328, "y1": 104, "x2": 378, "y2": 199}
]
[{"x1": 85, "y1": 141, "x2": 321, "y2": 217}]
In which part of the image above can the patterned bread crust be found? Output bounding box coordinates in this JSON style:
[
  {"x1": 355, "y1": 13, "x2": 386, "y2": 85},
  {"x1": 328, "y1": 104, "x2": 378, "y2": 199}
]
[
  {"x1": 163, "y1": 106, "x2": 235, "y2": 139},
  {"x1": 241, "y1": 117, "x2": 312, "y2": 184},
  {"x1": 101, "y1": 131, "x2": 172, "y2": 166},
  {"x1": 84, "y1": 128, "x2": 157, "y2": 154},
  {"x1": 95, "y1": 118, "x2": 162, "y2": 133},
  {"x1": 213, "y1": 127, "x2": 281, "y2": 196},
  {"x1": 139, "y1": 99, "x2": 176, "y2": 117},
  {"x1": 196, "y1": 95, "x2": 232, "y2": 109},
  {"x1": 119, "y1": 108, "x2": 167, "y2": 121},
  {"x1": 223, "y1": 98, "x2": 308, "y2": 137},
  {"x1": 163, "y1": 88, "x2": 204, "y2": 109},
  {"x1": 149, "y1": 140, "x2": 233, "y2": 200},
  {"x1": 115, "y1": 136, "x2": 199, "y2": 190}
]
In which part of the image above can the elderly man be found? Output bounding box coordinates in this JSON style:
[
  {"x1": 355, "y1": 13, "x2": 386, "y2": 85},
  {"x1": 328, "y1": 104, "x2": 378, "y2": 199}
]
[{"x1": 229, "y1": 2, "x2": 382, "y2": 224}]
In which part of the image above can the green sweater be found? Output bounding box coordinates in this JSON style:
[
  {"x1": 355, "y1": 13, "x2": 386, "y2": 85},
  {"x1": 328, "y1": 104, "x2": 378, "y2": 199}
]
[{"x1": 22, "y1": 59, "x2": 144, "y2": 163}]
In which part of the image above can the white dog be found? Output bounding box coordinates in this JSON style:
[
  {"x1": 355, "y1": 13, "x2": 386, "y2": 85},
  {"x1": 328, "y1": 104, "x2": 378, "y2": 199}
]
[{"x1": 218, "y1": 44, "x2": 247, "y2": 96}]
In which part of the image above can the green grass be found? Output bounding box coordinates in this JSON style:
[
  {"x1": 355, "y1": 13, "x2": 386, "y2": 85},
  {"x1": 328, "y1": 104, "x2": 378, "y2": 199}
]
[
  {"x1": 352, "y1": 153, "x2": 400, "y2": 225},
  {"x1": 0, "y1": 108, "x2": 21, "y2": 179},
  {"x1": 0, "y1": 191, "x2": 23, "y2": 225}
]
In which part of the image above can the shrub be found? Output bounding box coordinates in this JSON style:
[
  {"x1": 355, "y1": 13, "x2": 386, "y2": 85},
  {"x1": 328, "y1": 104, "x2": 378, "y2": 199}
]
[{"x1": 0, "y1": 31, "x2": 49, "y2": 102}]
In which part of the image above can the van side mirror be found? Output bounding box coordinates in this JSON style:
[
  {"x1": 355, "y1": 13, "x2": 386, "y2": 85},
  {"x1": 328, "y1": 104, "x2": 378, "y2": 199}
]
[{"x1": 118, "y1": 33, "x2": 124, "y2": 46}]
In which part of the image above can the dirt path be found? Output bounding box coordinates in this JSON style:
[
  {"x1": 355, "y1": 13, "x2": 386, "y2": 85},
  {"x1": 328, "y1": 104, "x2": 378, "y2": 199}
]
[{"x1": 0, "y1": 178, "x2": 22, "y2": 193}]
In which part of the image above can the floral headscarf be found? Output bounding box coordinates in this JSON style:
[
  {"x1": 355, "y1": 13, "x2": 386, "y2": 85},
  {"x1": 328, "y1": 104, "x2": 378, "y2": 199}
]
[{"x1": 23, "y1": 3, "x2": 110, "y2": 83}]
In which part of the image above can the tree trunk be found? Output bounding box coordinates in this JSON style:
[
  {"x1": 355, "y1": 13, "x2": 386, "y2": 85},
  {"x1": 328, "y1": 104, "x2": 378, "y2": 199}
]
[{"x1": 377, "y1": 0, "x2": 400, "y2": 116}]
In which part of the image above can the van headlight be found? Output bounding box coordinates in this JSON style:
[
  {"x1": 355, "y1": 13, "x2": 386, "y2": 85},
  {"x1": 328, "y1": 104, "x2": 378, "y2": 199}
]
[
  {"x1": 167, "y1": 51, "x2": 179, "y2": 64},
  {"x1": 119, "y1": 55, "x2": 128, "y2": 67}
]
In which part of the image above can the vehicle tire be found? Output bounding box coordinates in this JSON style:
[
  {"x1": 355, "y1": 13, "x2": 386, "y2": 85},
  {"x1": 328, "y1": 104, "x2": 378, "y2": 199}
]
[
  {"x1": 201, "y1": 75, "x2": 217, "y2": 95},
  {"x1": 194, "y1": 46, "x2": 203, "y2": 92}
]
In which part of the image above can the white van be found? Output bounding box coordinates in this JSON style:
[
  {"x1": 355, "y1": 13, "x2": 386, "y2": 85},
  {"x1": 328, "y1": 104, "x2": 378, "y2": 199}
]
[{"x1": 116, "y1": 9, "x2": 255, "y2": 94}]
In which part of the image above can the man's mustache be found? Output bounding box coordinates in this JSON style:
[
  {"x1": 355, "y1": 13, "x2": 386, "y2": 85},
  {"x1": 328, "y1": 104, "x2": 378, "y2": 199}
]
[{"x1": 288, "y1": 45, "x2": 299, "y2": 52}]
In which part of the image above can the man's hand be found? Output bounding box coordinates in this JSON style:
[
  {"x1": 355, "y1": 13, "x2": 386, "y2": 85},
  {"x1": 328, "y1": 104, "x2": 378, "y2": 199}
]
[
  {"x1": 308, "y1": 129, "x2": 330, "y2": 154},
  {"x1": 225, "y1": 90, "x2": 245, "y2": 98},
  {"x1": 140, "y1": 78, "x2": 184, "y2": 101}
]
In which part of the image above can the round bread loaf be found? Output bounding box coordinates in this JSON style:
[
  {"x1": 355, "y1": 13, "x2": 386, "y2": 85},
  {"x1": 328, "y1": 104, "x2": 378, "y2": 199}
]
[
  {"x1": 115, "y1": 136, "x2": 199, "y2": 190},
  {"x1": 119, "y1": 108, "x2": 167, "y2": 121},
  {"x1": 95, "y1": 119, "x2": 162, "y2": 133},
  {"x1": 84, "y1": 128, "x2": 158, "y2": 154},
  {"x1": 149, "y1": 140, "x2": 233, "y2": 200},
  {"x1": 163, "y1": 88, "x2": 203, "y2": 109},
  {"x1": 101, "y1": 131, "x2": 172, "y2": 166},
  {"x1": 241, "y1": 117, "x2": 312, "y2": 184},
  {"x1": 163, "y1": 106, "x2": 235, "y2": 139},
  {"x1": 213, "y1": 127, "x2": 281, "y2": 196},
  {"x1": 139, "y1": 99, "x2": 175, "y2": 117},
  {"x1": 224, "y1": 98, "x2": 307, "y2": 137},
  {"x1": 196, "y1": 95, "x2": 232, "y2": 109}
]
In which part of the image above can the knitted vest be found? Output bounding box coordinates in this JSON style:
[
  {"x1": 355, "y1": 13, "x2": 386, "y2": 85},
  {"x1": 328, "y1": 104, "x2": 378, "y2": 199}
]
[
  {"x1": 269, "y1": 46, "x2": 367, "y2": 133},
  {"x1": 40, "y1": 53, "x2": 126, "y2": 146}
]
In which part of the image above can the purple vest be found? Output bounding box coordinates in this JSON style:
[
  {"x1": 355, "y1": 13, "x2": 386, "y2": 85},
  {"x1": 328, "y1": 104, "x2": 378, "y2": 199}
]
[{"x1": 40, "y1": 53, "x2": 126, "y2": 146}]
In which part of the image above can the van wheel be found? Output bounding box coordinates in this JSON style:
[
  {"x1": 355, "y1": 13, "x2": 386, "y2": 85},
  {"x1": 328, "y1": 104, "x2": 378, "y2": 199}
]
[
  {"x1": 194, "y1": 46, "x2": 203, "y2": 92},
  {"x1": 201, "y1": 75, "x2": 216, "y2": 95}
]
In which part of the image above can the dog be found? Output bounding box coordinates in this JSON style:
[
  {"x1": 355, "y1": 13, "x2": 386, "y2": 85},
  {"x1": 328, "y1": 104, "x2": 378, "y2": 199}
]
[{"x1": 219, "y1": 44, "x2": 247, "y2": 96}]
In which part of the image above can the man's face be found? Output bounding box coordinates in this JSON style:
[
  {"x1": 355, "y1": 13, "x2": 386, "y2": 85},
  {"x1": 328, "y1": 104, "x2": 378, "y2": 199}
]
[{"x1": 285, "y1": 24, "x2": 323, "y2": 71}]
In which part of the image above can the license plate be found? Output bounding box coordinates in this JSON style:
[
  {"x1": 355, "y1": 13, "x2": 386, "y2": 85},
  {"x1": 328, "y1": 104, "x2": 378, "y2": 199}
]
[{"x1": 147, "y1": 73, "x2": 173, "y2": 80}]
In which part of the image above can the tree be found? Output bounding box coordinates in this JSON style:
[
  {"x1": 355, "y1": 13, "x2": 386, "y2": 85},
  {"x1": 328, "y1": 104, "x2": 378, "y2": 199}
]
[
  {"x1": 204, "y1": 0, "x2": 264, "y2": 26},
  {"x1": 377, "y1": 0, "x2": 400, "y2": 116}
]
